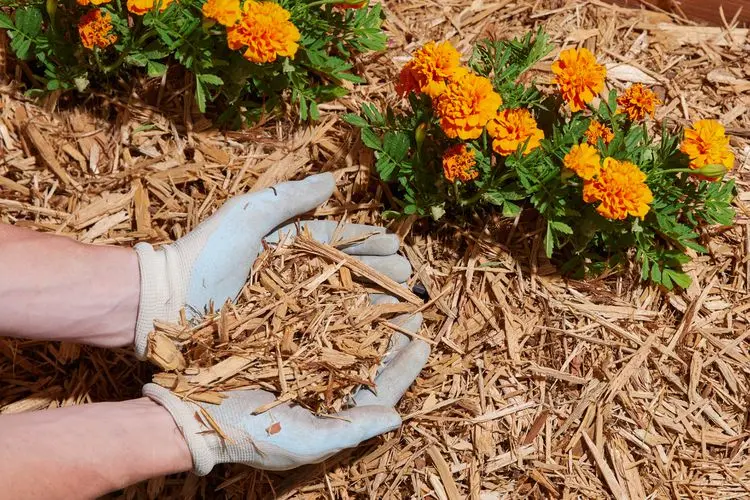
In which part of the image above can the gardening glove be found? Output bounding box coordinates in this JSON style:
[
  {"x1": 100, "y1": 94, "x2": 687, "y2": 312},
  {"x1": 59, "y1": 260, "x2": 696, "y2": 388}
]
[
  {"x1": 133, "y1": 172, "x2": 411, "y2": 359},
  {"x1": 143, "y1": 294, "x2": 429, "y2": 474}
]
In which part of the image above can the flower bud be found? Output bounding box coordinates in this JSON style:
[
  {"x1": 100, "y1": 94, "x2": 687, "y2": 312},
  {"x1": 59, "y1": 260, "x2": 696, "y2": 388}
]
[
  {"x1": 692, "y1": 164, "x2": 727, "y2": 180},
  {"x1": 46, "y1": 0, "x2": 57, "y2": 21},
  {"x1": 415, "y1": 122, "x2": 427, "y2": 149}
]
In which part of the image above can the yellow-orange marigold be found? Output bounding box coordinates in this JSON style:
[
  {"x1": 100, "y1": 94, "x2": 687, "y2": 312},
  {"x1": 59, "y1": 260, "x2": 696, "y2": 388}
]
[
  {"x1": 680, "y1": 119, "x2": 735, "y2": 173},
  {"x1": 564, "y1": 143, "x2": 601, "y2": 180},
  {"x1": 396, "y1": 41, "x2": 464, "y2": 99},
  {"x1": 202, "y1": 0, "x2": 241, "y2": 26},
  {"x1": 435, "y1": 73, "x2": 502, "y2": 140},
  {"x1": 442, "y1": 144, "x2": 478, "y2": 183},
  {"x1": 127, "y1": 0, "x2": 173, "y2": 15},
  {"x1": 226, "y1": 1, "x2": 300, "y2": 64},
  {"x1": 552, "y1": 47, "x2": 606, "y2": 113},
  {"x1": 585, "y1": 120, "x2": 614, "y2": 146},
  {"x1": 617, "y1": 84, "x2": 661, "y2": 121},
  {"x1": 76, "y1": 0, "x2": 111, "y2": 5},
  {"x1": 486, "y1": 108, "x2": 544, "y2": 156},
  {"x1": 583, "y1": 157, "x2": 653, "y2": 220},
  {"x1": 78, "y1": 10, "x2": 117, "y2": 50}
]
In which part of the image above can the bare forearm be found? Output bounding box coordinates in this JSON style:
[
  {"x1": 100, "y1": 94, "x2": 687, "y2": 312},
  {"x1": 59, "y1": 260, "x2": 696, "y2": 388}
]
[
  {"x1": 0, "y1": 225, "x2": 139, "y2": 347},
  {"x1": 0, "y1": 399, "x2": 192, "y2": 499}
]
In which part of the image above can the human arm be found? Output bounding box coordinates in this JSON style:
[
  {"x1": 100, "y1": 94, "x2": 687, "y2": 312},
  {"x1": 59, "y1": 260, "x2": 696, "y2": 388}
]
[
  {"x1": 0, "y1": 398, "x2": 192, "y2": 500},
  {"x1": 0, "y1": 224, "x2": 139, "y2": 347}
]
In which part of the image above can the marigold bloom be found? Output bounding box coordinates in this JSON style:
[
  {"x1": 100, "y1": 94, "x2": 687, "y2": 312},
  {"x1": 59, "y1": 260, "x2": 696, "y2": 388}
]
[
  {"x1": 435, "y1": 73, "x2": 502, "y2": 140},
  {"x1": 680, "y1": 119, "x2": 735, "y2": 173},
  {"x1": 617, "y1": 84, "x2": 661, "y2": 121},
  {"x1": 585, "y1": 120, "x2": 614, "y2": 146},
  {"x1": 127, "y1": 0, "x2": 173, "y2": 15},
  {"x1": 396, "y1": 41, "x2": 464, "y2": 99},
  {"x1": 564, "y1": 143, "x2": 601, "y2": 180},
  {"x1": 78, "y1": 10, "x2": 117, "y2": 50},
  {"x1": 552, "y1": 47, "x2": 606, "y2": 112},
  {"x1": 202, "y1": 0, "x2": 241, "y2": 26},
  {"x1": 76, "y1": 0, "x2": 111, "y2": 5},
  {"x1": 486, "y1": 108, "x2": 544, "y2": 156},
  {"x1": 227, "y1": 1, "x2": 300, "y2": 64},
  {"x1": 583, "y1": 157, "x2": 653, "y2": 220},
  {"x1": 442, "y1": 144, "x2": 478, "y2": 183}
]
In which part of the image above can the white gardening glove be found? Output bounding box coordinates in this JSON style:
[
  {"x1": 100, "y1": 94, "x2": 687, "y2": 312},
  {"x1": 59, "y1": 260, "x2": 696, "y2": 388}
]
[
  {"x1": 133, "y1": 173, "x2": 411, "y2": 359},
  {"x1": 143, "y1": 294, "x2": 429, "y2": 474}
]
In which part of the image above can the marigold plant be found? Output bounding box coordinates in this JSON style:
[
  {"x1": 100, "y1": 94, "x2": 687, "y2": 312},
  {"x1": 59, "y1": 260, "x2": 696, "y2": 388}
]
[
  {"x1": 346, "y1": 30, "x2": 736, "y2": 289},
  {"x1": 1, "y1": 0, "x2": 387, "y2": 124}
]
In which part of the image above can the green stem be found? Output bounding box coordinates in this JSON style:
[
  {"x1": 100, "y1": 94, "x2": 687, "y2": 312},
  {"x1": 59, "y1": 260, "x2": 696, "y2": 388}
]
[{"x1": 660, "y1": 168, "x2": 694, "y2": 174}]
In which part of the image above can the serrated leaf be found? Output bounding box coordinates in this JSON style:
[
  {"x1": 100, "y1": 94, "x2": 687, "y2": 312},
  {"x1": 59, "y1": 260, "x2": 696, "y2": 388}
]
[
  {"x1": 0, "y1": 13, "x2": 14, "y2": 30},
  {"x1": 147, "y1": 61, "x2": 167, "y2": 77},
  {"x1": 550, "y1": 221, "x2": 573, "y2": 234},
  {"x1": 198, "y1": 74, "x2": 224, "y2": 86},
  {"x1": 342, "y1": 113, "x2": 368, "y2": 128},
  {"x1": 664, "y1": 269, "x2": 691, "y2": 289},
  {"x1": 361, "y1": 128, "x2": 381, "y2": 150},
  {"x1": 383, "y1": 131, "x2": 409, "y2": 162},
  {"x1": 502, "y1": 201, "x2": 521, "y2": 217},
  {"x1": 15, "y1": 7, "x2": 42, "y2": 37}
]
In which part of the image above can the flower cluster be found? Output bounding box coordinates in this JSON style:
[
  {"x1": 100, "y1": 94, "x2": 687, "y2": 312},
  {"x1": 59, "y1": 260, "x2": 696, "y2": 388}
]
[
  {"x1": 225, "y1": 1, "x2": 300, "y2": 64},
  {"x1": 351, "y1": 30, "x2": 736, "y2": 288},
  {"x1": 680, "y1": 119, "x2": 735, "y2": 175},
  {"x1": 77, "y1": 9, "x2": 117, "y2": 50}
]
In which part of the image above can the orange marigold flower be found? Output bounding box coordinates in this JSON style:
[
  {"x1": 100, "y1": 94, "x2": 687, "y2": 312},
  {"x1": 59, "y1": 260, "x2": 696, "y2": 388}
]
[
  {"x1": 227, "y1": 1, "x2": 300, "y2": 64},
  {"x1": 583, "y1": 157, "x2": 653, "y2": 220},
  {"x1": 127, "y1": 0, "x2": 173, "y2": 15},
  {"x1": 435, "y1": 73, "x2": 502, "y2": 140},
  {"x1": 486, "y1": 108, "x2": 544, "y2": 156},
  {"x1": 202, "y1": 0, "x2": 241, "y2": 26},
  {"x1": 617, "y1": 84, "x2": 661, "y2": 121},
  {"x1": 680, "y1": 119, "x2": 735, "y2": 174},
  {"x1": 396, "y1": 41, "x2": 465, "y2": 99},
  {"x1": 564, "y1": 143, "x2": 601, "y2": 180},
  {"x1": 442, "y1": 144, "x2": 478, "y2": 183},
  {"x1": 585, "y1": 120, "x2": 614, "y2": 146},
  {"x1": 78, "y1": 10, "x2": 117, "y2": 50},
  {"x1": 76, "y1": 0, "x2": 111, "y2": 5},
  {"x1": 552, "y1": 47, "x2": 606, "y2": 113}
]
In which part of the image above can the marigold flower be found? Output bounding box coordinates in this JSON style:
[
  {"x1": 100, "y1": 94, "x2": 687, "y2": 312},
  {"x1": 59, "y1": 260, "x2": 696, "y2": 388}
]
[
  {"x1": 680, "y1": 119, "x2": 735, "y2": 174},
  {"x1": 442, "y1": 144, "x2": 478, "y2": 183},
  {"x1": 396, "y1": 41, "x2": 465, "y2": 99},
  {"x1": 227, "y1": 1, "x2": 300, "y2": 64},
  {"x1": 78, "y1": 10, "x2": 117, "y2": 50},
  {"x1": 583, "y1": 157, "x2": 653, "y2": 220},
  {"x1": 585, "y1": 120, "x2": 614, "y2": 146},
  {"x1": 435, "y1": 73, "x2": 502, "y2": 140},
  {"x1": 552, "y1": 47, "x2": 606, "y2": 113},
  {"x1": 76, "y1": 0, "x2": 111, "y2": 5},
  {"x1": 127, "y1": 0, "x2": 173, "y2": 15},
  {"x1": 486, "y1": 108, "x2": 544, "y2": 156},
  {"x1": 564, "y1": 143, "x2": 601, "y2": 180},
  {"x1": 202, "y1": 0, "x2": 241, "y2": 26},
  {"x1": 617, "y1": 84, "x2": 661, "y2": 121}
]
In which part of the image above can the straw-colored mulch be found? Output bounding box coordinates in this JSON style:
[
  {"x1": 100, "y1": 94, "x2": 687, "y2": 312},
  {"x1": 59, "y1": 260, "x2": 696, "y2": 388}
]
[{"x1": 1, "y1": 1, "x2": 750, "y2": 498}]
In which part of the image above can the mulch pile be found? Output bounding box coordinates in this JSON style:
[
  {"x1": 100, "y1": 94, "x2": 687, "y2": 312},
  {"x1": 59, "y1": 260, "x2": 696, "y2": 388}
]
[{"x1": 1, "y1": 1, "x2": 750, "y2": 498}]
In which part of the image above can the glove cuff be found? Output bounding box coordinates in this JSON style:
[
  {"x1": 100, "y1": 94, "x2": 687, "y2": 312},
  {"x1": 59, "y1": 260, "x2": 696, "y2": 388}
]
[
  {"x1": 134, "y1": 243, "x2": 172, "y2": 360},
  {"x1": 143, "y1": 384, "x2": 217, "y2": 476}
]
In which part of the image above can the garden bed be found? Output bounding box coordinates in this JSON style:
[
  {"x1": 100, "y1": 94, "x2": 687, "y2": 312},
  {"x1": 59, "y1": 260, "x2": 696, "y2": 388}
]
[{"x1": 1, "y1": 0, "x2": 750, "y2": 498}]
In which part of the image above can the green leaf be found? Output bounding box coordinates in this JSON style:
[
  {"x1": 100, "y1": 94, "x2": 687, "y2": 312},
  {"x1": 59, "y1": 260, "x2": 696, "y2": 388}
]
[
  {"x1": 664, "y1": 269, "x2": 691, "y2": 289},
  {"x1": 147, "y1": 61, "x2": 167, "y2": 77},
  {"x1": 544, "y1": 222, "x2": 554, "y2": 258},
  {"x1": 502, "y1": 201, "x2": 522, "y2": 218},
  {"x1": 10, "y1": 37, "x2": 32, "y2": 60},
  {"x1": 342, "y1": 113, "x2": 368, "y2": 128},
  {"x1": 383, "y1": 131, "x2": 409, "y2": 162},
  {"x1": 0, "y1": 13, "x2": 13, "y2": 30},
  {"x1": 361, "y1": 128, "x2": 382, "y2": 150},
  {"x1": 198, "y1": 74, "x2": 224, "y2": 86},
  {"x1": 550, "y1": 221, "x2": 573, "y2": 235},
  {"x1": 15, "y1": 7, "x2": 42, "y2": 37}
]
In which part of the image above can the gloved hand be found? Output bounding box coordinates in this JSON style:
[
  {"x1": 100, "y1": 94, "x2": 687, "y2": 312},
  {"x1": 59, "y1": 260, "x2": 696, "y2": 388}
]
[
  {"x1": 133, "y1": 172, "x2": 410, "y2": 359},
  {"x1": 143, "y1": 296, "x2": 429, "y2": 474}
]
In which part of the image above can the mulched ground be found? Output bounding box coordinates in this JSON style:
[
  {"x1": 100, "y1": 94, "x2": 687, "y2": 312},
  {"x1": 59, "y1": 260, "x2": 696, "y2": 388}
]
[{"x1": 1, "y1": 1, "x2": 750, "y2": 498}]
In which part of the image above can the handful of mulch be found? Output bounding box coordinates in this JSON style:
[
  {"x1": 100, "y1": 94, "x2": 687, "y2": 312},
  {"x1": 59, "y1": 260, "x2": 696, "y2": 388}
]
[{"x1": 146, "y1": 232, "x2": 421, "y2": 414}]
